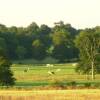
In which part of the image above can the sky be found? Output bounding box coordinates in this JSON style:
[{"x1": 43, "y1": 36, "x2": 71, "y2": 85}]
[{"x1": 0, "y1": 0, "x2": 100, "y2": 29}]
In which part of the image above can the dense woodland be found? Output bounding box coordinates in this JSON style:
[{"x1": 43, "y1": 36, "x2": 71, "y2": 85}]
[{"x1": 0, "y1": 21, "x2": 100, "y2": 63}]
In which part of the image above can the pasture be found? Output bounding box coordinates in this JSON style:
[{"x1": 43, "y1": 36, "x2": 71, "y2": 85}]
[
  {"x1": 1, "y1": 63, "x2": 100, "y2": 100},
  {"x1": 10, "y1": 63, "x2": 100, "y2": 88}
]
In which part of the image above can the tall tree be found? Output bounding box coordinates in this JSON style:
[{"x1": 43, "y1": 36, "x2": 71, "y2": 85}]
[
  {"x1": 52, "y1": 21, "x2": 77, "y2": 62},
  {"x1": 75, "y1": 29, "x2": 100, "y2": 80},
  {"x1": 0, "y1": 24, "x2": 8, "y2": 33},
  {"x1": 26, "y1": 22, "x2": 39, "y2": 36},
  {"x1": 0, "y1": 56, "x2": 15, "y2": 86}
]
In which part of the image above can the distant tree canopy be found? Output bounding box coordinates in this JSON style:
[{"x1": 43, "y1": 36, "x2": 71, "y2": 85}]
[
  {"x1": 52, "y1": 22, "x2": 78, "y2": 62},
  {"x1": 0, "y1": 21, "x2": 100, "y2": 64}
]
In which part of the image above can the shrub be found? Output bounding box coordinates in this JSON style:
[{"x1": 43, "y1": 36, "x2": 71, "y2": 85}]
[
  {"x1": 68, "y1": 81, "x2": 77, "y2": 87},
  {"x1": 84, "y1": 82, "x2": 91, "y2": 88},
  {"x1": 93, "y1": 83, "x2": 100, "y2": 88},
  {"x1": 50, "y1": 80, "x2": 64, "y2": 88}
]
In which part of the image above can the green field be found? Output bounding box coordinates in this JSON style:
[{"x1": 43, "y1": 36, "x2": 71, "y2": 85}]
[{"x1": 9, "y1": 63, "x2": 100, "y2": 88}]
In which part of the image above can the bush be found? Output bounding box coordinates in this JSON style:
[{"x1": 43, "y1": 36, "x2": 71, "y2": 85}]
[
  {"x1": 50, "y1": 80, "x2": 64, "y2": 88},
  {"x1": 84, "y1": 82, "x2": 91, "y2": 87},
  {"x1": 92, "y1": 83, "x2": 100, "y2": 88},
  {"x1": 68, "y1": 81, "x2": 77, "y2": 87}
]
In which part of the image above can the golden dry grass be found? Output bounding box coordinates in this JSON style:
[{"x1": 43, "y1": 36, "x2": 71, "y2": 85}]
[{"x1": 0, "y1": 89, "x2": 100, "y2": 100}]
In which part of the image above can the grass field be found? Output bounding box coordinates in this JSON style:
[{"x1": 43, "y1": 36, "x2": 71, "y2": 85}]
[
  {"x1": 0, "y1": 89, "x2": 100, "y2": 100},
  {"x1": 9, "y1": 63, "x2": 100, "y2": 88},
  {"x1": 1, "y1": 61, "x2": 100, "y2": 100},
  {"x1": 11, "y1": 63, "x2": 83, "y2": 87}
]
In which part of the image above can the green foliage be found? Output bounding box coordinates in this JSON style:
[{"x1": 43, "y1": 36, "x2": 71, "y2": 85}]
[
  {"x1": 75, "y1": 29, "x2": 100, "y2": 79},
  {"x1": 16, "y1": 46, "x2": 27, "y2": 59},
  {"x1": 0, "y1": 22, "x2": 79, "y2": 62},
  {"x1": 0, "y1": 37, "x2": 7, "y2": 56},
  {"x1": 0, "y1": 56, "x2": 16, "y2": 86},
  {"x1": 52, "y1": 22, "x2": 78, "y2": 62},
  {"x1": 32, "y1": 39, "x2": 47, "y2": 60},
  {"x1": 67, "y1": 81, "x2": 77, "y2": 87},
  {"x1": 84, "y1": 82, "x2": 91, "y2": 87},
  {"x1": 50, "y1": 79, "x2": 64, "y2": 88},
  {"x1": 26, "y1": 22, "x2": 39, "y2": 35}
]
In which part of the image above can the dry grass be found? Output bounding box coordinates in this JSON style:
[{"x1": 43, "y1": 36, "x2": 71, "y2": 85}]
[{"x1": 0, "y1": 89, "x2": 100, "y2": 100}]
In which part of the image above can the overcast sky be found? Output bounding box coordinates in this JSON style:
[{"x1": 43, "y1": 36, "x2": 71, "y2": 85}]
[{"x1": 0, "y1": 0, "x2": 100, "y2": 29}]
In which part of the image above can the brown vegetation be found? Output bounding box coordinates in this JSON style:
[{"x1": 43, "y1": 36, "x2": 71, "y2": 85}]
[{"x1": 0, "y1": 90, "x2": 100, "y2": 100}]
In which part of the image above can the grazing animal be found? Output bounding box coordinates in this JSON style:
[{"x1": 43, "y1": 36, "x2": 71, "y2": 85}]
[
  {"x1": 48, "y1": 71, "x2": 55, "y2": 75},
  {"x1": 46, "y1": 64, "x2": 50, "y2": 67},
  {"x1": 24, "y1": 67, "x2": 30, "y2": 72}
]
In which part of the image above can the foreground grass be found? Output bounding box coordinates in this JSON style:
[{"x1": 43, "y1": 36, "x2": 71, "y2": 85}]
[{"x1": 0, "y1": 89, "x2": 100, "y2": 100}]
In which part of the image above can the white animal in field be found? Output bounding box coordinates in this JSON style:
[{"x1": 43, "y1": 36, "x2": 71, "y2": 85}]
[
  {"x1": 48, "y1": 71, "x2": 55, "y2": 75},
  {"x1": 46, "y1": 64, "x2": 50, "y2": 67},
  {"x1": 46, "y1": 64, "x2": 54, "y2": 67},
  {"x1": 56, "y1": 69, "x2": 61, "y2": 72},
  {"x1": 72, "y1": 63, "x2": 77, "y2": 67}
]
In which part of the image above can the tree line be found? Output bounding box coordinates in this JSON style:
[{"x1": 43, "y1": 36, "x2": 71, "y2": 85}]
[{"x1": 0, "y1": 21, "x2": 79, "y2": 62}]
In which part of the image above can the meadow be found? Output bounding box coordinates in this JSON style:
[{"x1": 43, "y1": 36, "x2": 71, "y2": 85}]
[
  {"x1": 12, "y1": 63, "x2": 82, "y2": 87},
  {"x1": 10, "y1": 62, "x2": 100, "y2": 88},
  {"x1": 0, "y1": 60, "x2": 100, "y2": 100}
]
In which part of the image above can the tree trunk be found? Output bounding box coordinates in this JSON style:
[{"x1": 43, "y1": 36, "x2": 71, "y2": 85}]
[{"x1": 91, "y1": 61, "x2": 94, "y2": 80}]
